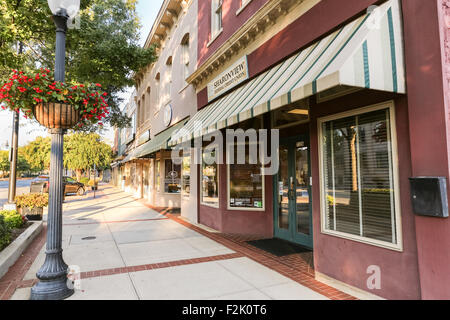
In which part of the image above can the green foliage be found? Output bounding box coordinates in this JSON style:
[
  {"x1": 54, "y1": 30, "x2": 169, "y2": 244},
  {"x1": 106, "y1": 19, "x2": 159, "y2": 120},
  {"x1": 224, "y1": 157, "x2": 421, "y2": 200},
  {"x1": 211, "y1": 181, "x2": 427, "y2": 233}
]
[
  {"x1": 64, "y1": 133, "x2": 113, "y2": 171},
  {"x1": 88, "y1": 179, "x2": 99, "y2": 187},
  {"x1": 20, "y1": 136, "x2": 51, "y2": 172},
  {"x1": 80, "y1": 177, "x2": 90, "y2": 185},
  {"x1": 0, "y1": 150, "x2": 9, "y2": 173},
  {"x1": 0, "y1": 0, "x2": 157, "y2": 130},
  {"x1": 0, "y1": 210, "x2": 24, "y2": 229},
  {"x1": 15, "y1": 193, "x2": 49, "y2": 209},
  {"x1": 0, "y1": 149, "x2": 31, "y2": 174},
  {"x1": 0, "y1": 215, "x2": 11, "y2": 251}
]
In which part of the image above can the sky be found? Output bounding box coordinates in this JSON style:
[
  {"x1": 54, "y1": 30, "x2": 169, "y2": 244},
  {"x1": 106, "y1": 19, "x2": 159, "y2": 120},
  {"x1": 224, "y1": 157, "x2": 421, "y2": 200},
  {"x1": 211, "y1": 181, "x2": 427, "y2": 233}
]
[{"x1": 0, "y1": 0, "x2": 164, "y2": 150}]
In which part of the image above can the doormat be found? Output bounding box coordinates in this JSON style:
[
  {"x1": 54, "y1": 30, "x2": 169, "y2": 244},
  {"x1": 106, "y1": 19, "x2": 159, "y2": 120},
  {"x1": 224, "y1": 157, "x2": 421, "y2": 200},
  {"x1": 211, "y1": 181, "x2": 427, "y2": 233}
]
[{"x1": 246, "y1": 238, "x2": 312, "y2": 257}]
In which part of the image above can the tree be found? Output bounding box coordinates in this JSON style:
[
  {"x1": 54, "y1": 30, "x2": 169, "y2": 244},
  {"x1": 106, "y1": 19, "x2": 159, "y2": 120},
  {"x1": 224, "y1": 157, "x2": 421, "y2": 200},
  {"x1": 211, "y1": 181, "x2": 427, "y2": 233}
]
[
  {"x1": 63, "y1": 133, "x2": 113, "y2": 181},
  {"x1": 20, "y1": 136, "x2": 51, "y2": 173},
  {"x1": 0, "y1": 151, "x2": 9, "y2": 175},
  {"x1": 0, "y1": 149, "x2": 31, "y2": 176},
  {"x1": 0, "y1": 0, "x2": 157, "y2": 130}
]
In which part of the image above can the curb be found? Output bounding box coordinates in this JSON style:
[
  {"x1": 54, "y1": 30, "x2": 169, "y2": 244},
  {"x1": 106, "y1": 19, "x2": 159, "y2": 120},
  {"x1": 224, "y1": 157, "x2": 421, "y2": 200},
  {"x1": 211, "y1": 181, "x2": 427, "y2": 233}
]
[{"x1": 0, "y1": 221, "x2": 43, "y2": 279}]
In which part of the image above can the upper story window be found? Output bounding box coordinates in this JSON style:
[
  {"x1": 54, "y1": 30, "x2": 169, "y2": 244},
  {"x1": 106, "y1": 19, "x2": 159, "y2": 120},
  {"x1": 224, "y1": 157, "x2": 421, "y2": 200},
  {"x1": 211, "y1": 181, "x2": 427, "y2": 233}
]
[
  {"x1": 137, "y1": 98, "x2": 143, "y2": 127},
  {"x1": 140, "y1": 94, "x2": 146, "y2": 126},
  {"x1": 211, "y1": 0, "x2": 223, "y2": 39},
  {"x1": 155, "y1": 73, "x2": 161, "y2": 114},
  {"x1": 146, "y1": 86, "x2": 151, "y2": 118},
  {"x1": 181, "y1": 33, "x2": 190, "y2": 82},
  {"x1": 165, "y1": 56, "x2": 173, "y2": 103}
]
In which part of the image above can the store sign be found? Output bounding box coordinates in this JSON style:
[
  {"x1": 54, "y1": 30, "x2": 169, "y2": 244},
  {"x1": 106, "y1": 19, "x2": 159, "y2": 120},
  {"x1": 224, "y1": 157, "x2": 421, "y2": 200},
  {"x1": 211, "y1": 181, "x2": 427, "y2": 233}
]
[{"x1": 207, "y1": 56, "x2": 249, "y2": 102}]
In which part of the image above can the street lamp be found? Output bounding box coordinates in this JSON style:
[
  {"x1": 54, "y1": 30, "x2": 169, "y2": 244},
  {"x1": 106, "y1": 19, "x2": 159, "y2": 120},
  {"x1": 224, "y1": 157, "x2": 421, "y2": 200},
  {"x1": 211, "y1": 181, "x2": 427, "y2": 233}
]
[{"x1": 30, "y1": 0, "x2": 80, "y2": 300}]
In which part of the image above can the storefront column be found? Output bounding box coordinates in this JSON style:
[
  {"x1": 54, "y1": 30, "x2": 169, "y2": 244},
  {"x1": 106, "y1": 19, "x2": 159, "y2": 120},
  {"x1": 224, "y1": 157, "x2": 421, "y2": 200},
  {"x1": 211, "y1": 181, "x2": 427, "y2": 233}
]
[{"x1": 402, "y1": 0, "x2": 450, "y2": 299}]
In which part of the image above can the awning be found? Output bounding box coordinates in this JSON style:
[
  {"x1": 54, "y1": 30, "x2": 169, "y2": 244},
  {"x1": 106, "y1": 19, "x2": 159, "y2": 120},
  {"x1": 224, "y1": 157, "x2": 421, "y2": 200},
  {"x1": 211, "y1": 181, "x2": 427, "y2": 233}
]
[
  {"x1": 125, "y1": 119, "x2": 189, "y2": 161},
  {"x1": 120, "y1": 152, "x2": 134, "y2": 164},
  {"x1": 111, "y1": 162, "x2": 120, "y2": 168},
  {"x1": 170, "y1": 0, "x2": 404, "y2": 146}
]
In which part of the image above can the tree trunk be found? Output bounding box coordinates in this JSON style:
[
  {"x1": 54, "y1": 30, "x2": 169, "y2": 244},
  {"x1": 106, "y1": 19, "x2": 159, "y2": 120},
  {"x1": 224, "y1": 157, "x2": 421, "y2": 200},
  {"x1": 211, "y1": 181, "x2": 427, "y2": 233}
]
[{"x1": 76, "y1": 169, "x2": 82, "y2": 182}]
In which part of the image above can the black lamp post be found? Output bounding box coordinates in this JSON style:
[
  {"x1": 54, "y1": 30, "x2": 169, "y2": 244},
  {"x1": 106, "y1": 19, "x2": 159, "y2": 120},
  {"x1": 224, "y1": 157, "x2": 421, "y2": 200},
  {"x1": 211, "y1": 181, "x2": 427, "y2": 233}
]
[{"x1": 30, "y1": 0, "x2": 80, "y2": 300}]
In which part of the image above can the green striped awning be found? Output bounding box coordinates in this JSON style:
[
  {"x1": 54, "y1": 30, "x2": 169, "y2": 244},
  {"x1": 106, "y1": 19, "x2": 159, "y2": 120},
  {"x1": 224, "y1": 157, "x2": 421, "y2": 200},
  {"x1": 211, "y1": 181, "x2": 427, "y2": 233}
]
[
  {"x1": 122, "y1": 119, "x2": 188, "y2": 163},
  {"x1": 169, "y1": 0, "x2": 404, "y2": 146}
]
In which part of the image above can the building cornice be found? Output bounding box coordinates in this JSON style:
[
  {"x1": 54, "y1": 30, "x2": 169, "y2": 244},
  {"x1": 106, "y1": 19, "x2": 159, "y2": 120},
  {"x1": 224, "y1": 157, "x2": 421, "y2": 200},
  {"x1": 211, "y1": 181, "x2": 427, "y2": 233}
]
[{"x1": 187, "y1": 0, "x2": 301, "y2": 87}]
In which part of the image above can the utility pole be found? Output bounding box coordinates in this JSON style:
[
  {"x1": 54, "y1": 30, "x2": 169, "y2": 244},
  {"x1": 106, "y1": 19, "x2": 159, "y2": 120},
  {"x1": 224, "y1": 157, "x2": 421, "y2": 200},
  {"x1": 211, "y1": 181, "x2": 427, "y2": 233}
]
[{"x1": 4, "y1": 42, "x2": 23, "y2": 211}]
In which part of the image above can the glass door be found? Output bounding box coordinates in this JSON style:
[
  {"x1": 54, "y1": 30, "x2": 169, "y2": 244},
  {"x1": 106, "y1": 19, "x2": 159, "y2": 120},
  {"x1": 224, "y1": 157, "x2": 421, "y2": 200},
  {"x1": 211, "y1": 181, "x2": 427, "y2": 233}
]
[{"x1": 274, "y1": 136, "x2": 313, "y2": 248}]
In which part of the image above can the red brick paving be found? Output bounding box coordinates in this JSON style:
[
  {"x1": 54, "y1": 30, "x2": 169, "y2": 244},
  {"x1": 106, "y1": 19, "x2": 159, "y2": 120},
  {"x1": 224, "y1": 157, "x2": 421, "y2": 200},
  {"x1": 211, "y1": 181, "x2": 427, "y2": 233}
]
[
  {"x1": 78, "y1": 253, "x2": 244, "y2": 280},
  {"x1": 0, "y1": 225, "x2": 46, "y2": 300}
]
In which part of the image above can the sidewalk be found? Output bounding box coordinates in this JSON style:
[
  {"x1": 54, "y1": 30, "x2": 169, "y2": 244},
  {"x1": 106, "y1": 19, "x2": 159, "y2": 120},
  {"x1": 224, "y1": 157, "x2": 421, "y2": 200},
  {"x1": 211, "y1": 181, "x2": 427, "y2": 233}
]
[{"x1": 1, "y1": 185, "x2": 354, "y2": 300}]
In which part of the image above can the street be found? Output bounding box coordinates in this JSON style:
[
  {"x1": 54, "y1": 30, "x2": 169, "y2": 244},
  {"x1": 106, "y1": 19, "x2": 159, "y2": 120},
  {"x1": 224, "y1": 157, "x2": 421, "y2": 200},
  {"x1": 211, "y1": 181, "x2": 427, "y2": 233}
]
[{"x1": 0, "y1": 179, "x2": 31, "y2": 208}]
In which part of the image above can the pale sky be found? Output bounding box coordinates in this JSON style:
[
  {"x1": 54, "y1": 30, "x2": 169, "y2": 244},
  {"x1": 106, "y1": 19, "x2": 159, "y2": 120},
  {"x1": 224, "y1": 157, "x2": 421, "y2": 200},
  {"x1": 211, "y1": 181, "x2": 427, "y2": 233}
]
[{"x1": 0, "y1": 0, "x2": 164, "y2": 149}]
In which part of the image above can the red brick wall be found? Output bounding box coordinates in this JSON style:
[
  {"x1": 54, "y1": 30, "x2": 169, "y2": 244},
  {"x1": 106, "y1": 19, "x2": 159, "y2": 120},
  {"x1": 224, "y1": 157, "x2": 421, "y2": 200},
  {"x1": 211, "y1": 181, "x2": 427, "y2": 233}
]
[{"x1": 198, "y1": 0, "x2": 269, "y2": 67}]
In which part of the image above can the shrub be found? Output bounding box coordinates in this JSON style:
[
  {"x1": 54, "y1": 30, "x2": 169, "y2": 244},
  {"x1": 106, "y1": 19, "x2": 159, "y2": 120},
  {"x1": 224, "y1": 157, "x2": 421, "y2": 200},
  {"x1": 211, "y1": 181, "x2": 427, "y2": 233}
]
[
  {"x1": 80, "y1": 177, "x2": 90, "y2": 185},
  {"x1": 0, "y1": 210, "x2": 24, "y2": 229},
  {"x1": 15, "y1": 193, "x2": 49, "y2": 209},
  {"x1": 0, "y1": 215, "x2": 11, "y2": 251},
  {"x1": 88, "y1": 179, "x2": 99, "y2": 187}
]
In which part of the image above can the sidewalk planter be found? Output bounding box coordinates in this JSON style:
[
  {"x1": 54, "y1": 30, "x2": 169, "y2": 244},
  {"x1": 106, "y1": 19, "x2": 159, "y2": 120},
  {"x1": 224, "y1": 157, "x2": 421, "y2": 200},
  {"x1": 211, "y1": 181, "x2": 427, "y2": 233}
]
[
  {"x1": 21, "y1": 207, "x2": 44, "y2": 221},
  {"x1": 0, "y1": 221, "x2": 43, "y2": 280},
  {"x1": 88, "y1": 180, "x2": 99, "y2": 191},
  {"x1": 33, "y1": 102, "x2": 80, "y2": 129},
  {"x1": 15, "y1": 193, "x2": 49, "y2": 222}
]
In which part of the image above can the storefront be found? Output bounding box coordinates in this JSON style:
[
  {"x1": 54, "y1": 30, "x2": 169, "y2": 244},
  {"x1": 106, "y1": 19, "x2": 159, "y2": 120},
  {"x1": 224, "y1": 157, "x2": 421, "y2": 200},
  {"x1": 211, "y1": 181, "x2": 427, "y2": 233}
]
[
  {"x1": 123, "y1": 119, "x2": 190, "y2": 210},
  {"x1": 168, "y1": 0, "x2": 435, "y2": 299}
]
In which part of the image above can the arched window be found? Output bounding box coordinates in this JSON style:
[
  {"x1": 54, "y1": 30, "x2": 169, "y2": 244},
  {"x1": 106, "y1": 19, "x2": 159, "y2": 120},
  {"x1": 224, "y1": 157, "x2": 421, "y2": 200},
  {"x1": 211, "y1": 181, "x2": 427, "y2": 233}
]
[
  {"x1": 140, "y1": 94, "x2": 145, "y2": 126},
  {"x1": 165, "y1": 56, "x2": 173, "y2": 104},
  {"x1": 146, "y1": 86, "x2": 151, "y2": 118},
  {"x1": 155, "y1": 73, "x2": 161, "y2": 114},
  {"x1": 181, "y1": 33, "x2": 190, "y2": 81}
]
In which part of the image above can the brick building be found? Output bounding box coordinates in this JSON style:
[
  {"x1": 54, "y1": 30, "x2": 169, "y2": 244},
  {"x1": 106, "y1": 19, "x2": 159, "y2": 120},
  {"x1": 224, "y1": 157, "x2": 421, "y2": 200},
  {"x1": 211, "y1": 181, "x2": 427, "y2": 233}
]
[{"x1": 115, "y1": 0, "x2": 450, "y2": 299}]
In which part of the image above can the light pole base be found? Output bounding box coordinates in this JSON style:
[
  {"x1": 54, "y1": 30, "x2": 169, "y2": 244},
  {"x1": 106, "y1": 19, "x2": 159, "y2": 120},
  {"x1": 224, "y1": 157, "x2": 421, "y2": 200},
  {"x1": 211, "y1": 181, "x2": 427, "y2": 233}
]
[{"x1": 30, "y1": 277, "x2": 74, "y2": 300}]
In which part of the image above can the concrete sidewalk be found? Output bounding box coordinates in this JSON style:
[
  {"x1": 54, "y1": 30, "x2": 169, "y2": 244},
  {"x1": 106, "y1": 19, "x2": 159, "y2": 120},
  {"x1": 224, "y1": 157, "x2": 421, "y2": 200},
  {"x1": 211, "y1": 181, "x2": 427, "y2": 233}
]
[{"x1": 8, "y1": 185, "x2": 330, "y2": 300}]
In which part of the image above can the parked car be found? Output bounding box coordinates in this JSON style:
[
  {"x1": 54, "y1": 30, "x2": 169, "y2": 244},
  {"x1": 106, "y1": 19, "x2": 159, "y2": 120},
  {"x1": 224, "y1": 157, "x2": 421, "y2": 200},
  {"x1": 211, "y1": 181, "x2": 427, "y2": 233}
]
[{"x1": 30, "y1": 175, "x2": 86, "y2": 196}]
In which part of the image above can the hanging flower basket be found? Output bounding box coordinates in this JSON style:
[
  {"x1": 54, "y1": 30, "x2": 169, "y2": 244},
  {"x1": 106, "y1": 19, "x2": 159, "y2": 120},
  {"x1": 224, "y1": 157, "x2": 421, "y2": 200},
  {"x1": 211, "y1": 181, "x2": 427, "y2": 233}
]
[
  {"x1": 33, "y1": 102, "x2": 81, "y2": 129},
  {"x1": 0, "y1": 69, "x2": 110, "y2": 129}
]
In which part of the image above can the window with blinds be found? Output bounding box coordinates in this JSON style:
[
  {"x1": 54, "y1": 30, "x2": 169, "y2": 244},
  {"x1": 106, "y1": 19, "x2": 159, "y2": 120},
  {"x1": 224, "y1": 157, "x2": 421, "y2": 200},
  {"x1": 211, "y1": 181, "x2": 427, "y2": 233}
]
[{"x1": 320, "y1": 107, "x2": 398, "y2": 246}]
